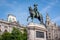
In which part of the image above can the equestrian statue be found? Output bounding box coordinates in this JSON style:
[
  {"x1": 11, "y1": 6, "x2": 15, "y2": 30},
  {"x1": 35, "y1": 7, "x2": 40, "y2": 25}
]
[{"x1": 27, "y1": 4, "x2": 43, "y2": 24}]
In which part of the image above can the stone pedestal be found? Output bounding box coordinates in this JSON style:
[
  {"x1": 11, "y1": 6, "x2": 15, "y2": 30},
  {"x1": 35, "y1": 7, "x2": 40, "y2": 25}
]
[{"x1": 27, "y1": 22, "x2": 47, "y2": 40}]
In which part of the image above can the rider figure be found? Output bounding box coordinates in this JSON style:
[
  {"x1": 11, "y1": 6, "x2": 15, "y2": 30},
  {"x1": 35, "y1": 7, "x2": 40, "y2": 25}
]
[
  {"x1": 34, "y1": 4, "x2": 43, "y2": 23},
  {"x1": 34, "y1": 4, "x2": 39, "y2": 17}
]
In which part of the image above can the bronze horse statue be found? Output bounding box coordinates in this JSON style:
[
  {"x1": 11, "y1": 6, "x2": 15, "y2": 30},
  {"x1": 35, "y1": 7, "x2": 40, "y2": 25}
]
[{"x1": 27, "y1": 4, "x2": 43, "y2": 24}]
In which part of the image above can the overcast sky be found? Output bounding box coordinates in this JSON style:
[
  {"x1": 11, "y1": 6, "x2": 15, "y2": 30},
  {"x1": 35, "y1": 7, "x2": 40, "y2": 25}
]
[{"x1": 0, "y1": 0, "x2": 60, "y2": 25}]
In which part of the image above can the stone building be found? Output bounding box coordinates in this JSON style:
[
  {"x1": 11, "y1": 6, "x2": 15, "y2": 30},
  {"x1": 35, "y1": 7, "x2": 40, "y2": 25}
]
[
  {"x1": 45, "y1": 13, "x2": 58, "y2": 40},
  {"x1": 0, "y1": 14, "x2": 60, "y2": 40},
  {"x1": 58, "y1": 27, "x2": 60, "y2": 40},
  {"x1": 0, "y1": 14, "x2": 21, "y2": 34}
]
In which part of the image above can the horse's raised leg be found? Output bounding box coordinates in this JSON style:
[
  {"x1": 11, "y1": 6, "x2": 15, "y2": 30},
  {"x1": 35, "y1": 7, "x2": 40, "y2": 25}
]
[
  {"x1": 27, "y1": 16, "x2": 31, "y2": 21},
  {"x1": 38, "y1": 16, "x2": 41, "y2": 23}
]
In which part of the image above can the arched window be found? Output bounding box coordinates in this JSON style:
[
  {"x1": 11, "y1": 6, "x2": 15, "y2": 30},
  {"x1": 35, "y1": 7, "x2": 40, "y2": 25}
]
[
  {"x1": 48, "y1": 21, "x2": 49, "y2": 25},
  {"x1": 49, "y1": 36, "x2": 51, "y2": 38},
  {"x1": 4, "y1": 29, "x2": 7, "y2": 32},
  {"x1": 0, "y1": 29, "x2": 2, "y2": 32}
]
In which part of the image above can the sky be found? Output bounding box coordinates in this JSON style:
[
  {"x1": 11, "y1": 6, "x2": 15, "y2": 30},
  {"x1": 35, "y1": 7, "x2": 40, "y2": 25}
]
[{"x1": 0, "y1": 0, "x2": 60, "y2": 25}]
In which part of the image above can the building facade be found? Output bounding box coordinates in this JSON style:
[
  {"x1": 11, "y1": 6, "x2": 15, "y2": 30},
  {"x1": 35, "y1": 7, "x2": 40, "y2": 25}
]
[
  {"x1": 0, "y1": 14, "x2": 21, "y2": 34},
  {"x1": 58, "y1": 27, "x2": 60, "y2": 40},
  {"x1": 0, "y1": 14, "x2": 60, "y2": 40},
  {"x1": 45, "y1": 13, "x2": 58, "y2": 40}
]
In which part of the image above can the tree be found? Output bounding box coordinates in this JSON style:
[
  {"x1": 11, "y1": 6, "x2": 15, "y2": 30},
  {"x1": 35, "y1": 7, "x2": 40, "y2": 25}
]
[
  {"x1": 0, "y1": 35, "x2": 2, "y2": 40},
  {"x1": 1, "y1": 32, "x2": 11, "y2": 40},
  {"x1": 0, "y1": 27, "x2": 28, "y2": 40},
  {"x1": 11, "y1": 27, "x2": 23, "y2": 40},
  {"x1": 23, "y1": 28, "x2": 27, "y2": 40}
]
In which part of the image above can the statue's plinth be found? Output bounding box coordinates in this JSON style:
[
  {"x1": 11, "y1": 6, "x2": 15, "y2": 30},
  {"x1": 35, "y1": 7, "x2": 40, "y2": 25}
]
[{"x1": 27, "y1": 22, "x2": 47, "y2": 40}]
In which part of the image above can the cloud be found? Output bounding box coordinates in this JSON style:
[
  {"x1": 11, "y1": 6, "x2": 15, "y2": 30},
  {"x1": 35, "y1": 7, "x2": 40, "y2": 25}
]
[{"x1": 41, "y1": 0, "x2": 58, "y2": 13}]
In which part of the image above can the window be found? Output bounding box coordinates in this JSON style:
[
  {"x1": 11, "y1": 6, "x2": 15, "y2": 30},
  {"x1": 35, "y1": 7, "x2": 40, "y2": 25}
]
[
  {"x1": 0, "y1": 25, "x2": 1, "y2": 27},
  {"x1": 48, "y1": 21, "x2": 49, "y2": 25},
  {"x1": 9, "y1": 25, "x2": 11, "y2": 27},
  {"x1": 36, "y1": 31, "x2": 44, "y2": 38},
  {"x1": 4, "y1": 29, "x2": 7, "y2": 32},
  {"x1": 0, "y1": 29, "x2": 1, "y2": 32},
  {"x1": 13, "y1": 18, "x2": 15, "y2": 20},
  {"x1": 48, "y1": 27, "x2": 50, "y2": 31},
  {"x1": 5, "y1": 26, "x2": 7, "y2": 28},
  {"x1": 49, "y1": 36, "x2": 51, "y2": 38},
  {"x1": 49, "y1": 33, "x2": 51, "y2": 35}
]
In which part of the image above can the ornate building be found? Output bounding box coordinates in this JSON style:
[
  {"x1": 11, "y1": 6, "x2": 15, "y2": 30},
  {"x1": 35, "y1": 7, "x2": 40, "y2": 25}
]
[
  {"x1": 45, "y1": 13, "x2": 58, "y2": 40},
  {"x1": 8, "y1": 14, "x2": 17, "y2": 22},
  {"x1": 58, "y1": 27, "x2": 60, "y2": 40},
  {"x1": 0, "y1": 14, "x2": 21, "y2": 34},
  {"x1": 0, "y1": 14, "x2": 60, "y2": 40}
]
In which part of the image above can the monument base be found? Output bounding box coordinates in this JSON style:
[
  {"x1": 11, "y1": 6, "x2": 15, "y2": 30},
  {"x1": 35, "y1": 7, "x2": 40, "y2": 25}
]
[{"x1": 27, "y1": 22, "x2": 47, "y2": 40}]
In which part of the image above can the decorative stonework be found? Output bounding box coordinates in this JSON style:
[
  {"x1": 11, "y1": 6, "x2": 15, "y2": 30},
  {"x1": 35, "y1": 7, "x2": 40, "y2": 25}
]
[
  {"x1": 8, "y1": 14, "x2": 17, "y2": 22},
  {"x1": 27, "y1": 22, "x2": 47, "y2": 40}
]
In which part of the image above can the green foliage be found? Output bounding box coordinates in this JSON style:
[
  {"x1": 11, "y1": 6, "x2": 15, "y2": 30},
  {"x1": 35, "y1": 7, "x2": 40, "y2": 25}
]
[
  {"x1": 0, "y1": 35, "x2": 2, "y2": 40},
  {"x1": 1, "y1": 32, "x2": 11, "y2": 40},
  {"x1": 23, "y1": 28, "x2": 27, "y2": 40},
  {"x1": 11, "y1": 27, "x2": 23, "y2": 40},
  {"x1": 0, "y1": 27, "x2": 27, "y2": 40}
]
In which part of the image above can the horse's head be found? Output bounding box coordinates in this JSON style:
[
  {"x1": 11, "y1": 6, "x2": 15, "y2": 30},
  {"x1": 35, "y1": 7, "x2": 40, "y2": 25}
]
[
  {"x1": 29, "y1": 6, "x2": 33, "y2": 11},
  {"x1": 28, "y1": 6, "x2": 34, "y2": 14}
]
